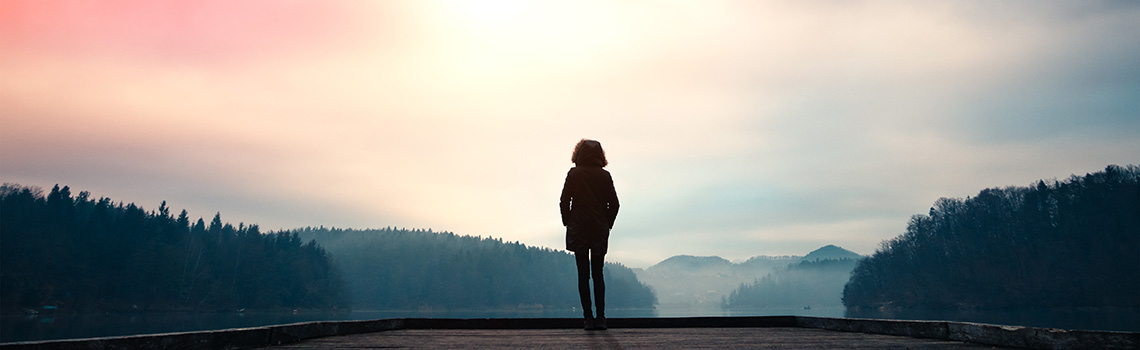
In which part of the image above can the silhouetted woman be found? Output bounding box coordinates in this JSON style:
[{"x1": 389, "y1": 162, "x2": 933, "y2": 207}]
[{"x1": 560, "y1": 139, "x2": 619, "y2": 331}]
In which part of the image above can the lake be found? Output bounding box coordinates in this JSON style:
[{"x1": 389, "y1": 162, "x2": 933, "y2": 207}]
[{"x1": 1, "y1": 306, "x2": 1134, "y2": 343}]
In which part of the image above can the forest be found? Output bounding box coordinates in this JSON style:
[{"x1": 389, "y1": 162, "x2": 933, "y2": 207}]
[
  {"x1": 0, "y1": 184, "x2": 346, "y2": 313},
  {"x1": 843, "y1": 165, "x2": 1140, "y2": 310},
  {"x1": 0, "y1": 183, "x2": 656, "y2": 315},
  {"x1": 722, "y1": 257, "x2": 860, "y2": 309},
  {"x1": 296, "y1": 227, "x2": 658, "y2": 311}
]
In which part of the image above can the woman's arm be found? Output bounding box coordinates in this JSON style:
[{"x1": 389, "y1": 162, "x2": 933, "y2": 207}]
[
  {"x1": 605, "y1": 172, "x2": 619, "y2": 229},
  {"x1": 559, "y1": 170, "x2": 574, "y2": 226}
]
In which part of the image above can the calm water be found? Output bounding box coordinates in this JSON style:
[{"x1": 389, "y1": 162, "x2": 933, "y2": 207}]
[{"x1": 1, "y1": 306, "x2": 1134, "y2": 343}]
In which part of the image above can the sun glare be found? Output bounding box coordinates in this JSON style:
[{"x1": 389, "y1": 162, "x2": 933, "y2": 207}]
[{"x1": 450, "y1": 0, "x2": 530, "y2": 24}]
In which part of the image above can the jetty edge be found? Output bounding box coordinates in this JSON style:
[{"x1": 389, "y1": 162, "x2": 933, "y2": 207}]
[{"x1": 2, "y1": 316, "x2": 1136, "y2": 350}]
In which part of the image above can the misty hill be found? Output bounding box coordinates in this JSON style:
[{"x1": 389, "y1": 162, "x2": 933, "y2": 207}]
[
  {"x1": 0, "y1": 184, "x2": 345, "y2": 313},
  {"x1": 296, "y1": 227, "x2": 656, "y2": 311},
  {"x1": 649, "y1": 255, "x2": 733, "y2": 273},
  {"x1": 844, "y1": 165, "x2": 1140, "y2": 310},
  {"x1": 635, "y1": 255, "x2": 793, "y2": 310},
  {"x1": 634, "y1": 246, "x2": 859, "y2": 310},
  {"x1": 801, "y1": 245, "x2": 862, "y2": 261},
  {"x1": 724, "y1": 257, "x2": 860, "y2": 309}
]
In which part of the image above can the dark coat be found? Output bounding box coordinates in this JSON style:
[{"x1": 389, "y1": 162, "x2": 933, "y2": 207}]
[{"x1": 560, "y1": 165, "x2": 619, "y2": 253}]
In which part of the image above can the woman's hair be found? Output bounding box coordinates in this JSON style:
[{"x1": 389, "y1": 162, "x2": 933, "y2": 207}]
[{"x1": 571, "y1": 139, "x2": 608, "y2": 167}]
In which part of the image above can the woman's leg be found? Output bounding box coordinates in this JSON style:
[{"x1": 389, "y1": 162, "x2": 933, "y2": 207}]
[
  {"x1": 574, "y1": 250, "x2": 593, "y2": 319},
  {"x1": 591, "y1": 250, "x2": 606, "y2": 319}
]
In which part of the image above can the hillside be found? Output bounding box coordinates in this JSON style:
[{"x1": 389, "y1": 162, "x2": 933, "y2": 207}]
[
  {"x1": 0, "y1": 183, "x2": 657, "y2": 315},
  {"x1": 0, "y1": 184, "x2": 346, "y2": 313},
  {"x1": 843, "y1": 165, "x2": 1140, "y2": 310},
  {"x1": 724, "y1": 257, "x2": 860, "y2": 309},
  {"x1": 634, "y1": 245, "x2": 859, "y2": 311},
  {"x1": 297, "y1": 227, "x2": 657, "y2": 311},
  {"x1": 649, "y1": 255, "x2": 733, "y2": 272},
  {"x1": 801, "y1": 245, "x2": 863, "y2": 261}
]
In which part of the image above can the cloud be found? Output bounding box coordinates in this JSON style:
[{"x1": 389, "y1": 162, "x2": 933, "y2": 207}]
[
  {"x1": 2, "y1": 1, "x2": 1138, "y2": 268},
  {"x1": 0, "y1": 0, "x2": 366, "y2": 63}
]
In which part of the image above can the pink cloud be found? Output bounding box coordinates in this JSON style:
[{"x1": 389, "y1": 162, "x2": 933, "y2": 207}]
[{"x1": 0, "y1": 0, "x2": 361, "y2": 63}]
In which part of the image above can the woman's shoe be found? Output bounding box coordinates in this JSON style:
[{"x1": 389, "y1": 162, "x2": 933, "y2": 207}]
[
  {"x1": 584, "y1": 317, "x2": 596, "y2": 330},
  {"x1": 594, "y1": 317, "x2": 607, "y2": 330}
]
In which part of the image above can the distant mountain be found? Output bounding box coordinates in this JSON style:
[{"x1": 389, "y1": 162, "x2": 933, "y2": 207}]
[
  {"x1": 737, "y1": 255, "x2": 803, "y2": 272},
  {"x1": 725, "y1": 258, "x2": 861, "y2": 309},
  {"x1": 647, "y1": 255, "x2": 732, "y2": 272},
  {"x1": 722, "y1": 246, "x2": 863, "y2": 310},
  {"x1": 634, "y1": 245, "x2": 859, "y2": 311},
  {"x1": 800, "y1": 245, "x2": 862, "y2": 262},
  {"x1": 636, "y1": 255, "x2": 741, "y2": 309}
]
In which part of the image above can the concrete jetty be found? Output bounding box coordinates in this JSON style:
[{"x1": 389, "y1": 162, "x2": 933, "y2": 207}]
[{"x1": 2, "y1": 316, "x2": 1136, "y2": 349}]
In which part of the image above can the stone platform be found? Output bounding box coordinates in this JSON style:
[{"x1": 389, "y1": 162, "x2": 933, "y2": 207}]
[
  {"x1": 256, "y1": 327, "x2": 1010, "y2": 349},
  {"x1": 3, "y1": 316, "x2": 1137, "y2": 350}
]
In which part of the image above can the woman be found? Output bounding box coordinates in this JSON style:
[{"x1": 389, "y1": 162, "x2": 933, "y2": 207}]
[{"x1": 559, "y1": 139, "x2": 619, "y2": 331}]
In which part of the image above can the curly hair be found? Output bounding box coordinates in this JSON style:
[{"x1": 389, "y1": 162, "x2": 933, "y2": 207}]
[{"x1": 571, "y1": 139, "x2": 608, "y2": 167}]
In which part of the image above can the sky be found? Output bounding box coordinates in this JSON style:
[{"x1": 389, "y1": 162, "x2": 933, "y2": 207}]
[{"x1": 2, "y1": 0, "x2": 1138, "y2": 268}]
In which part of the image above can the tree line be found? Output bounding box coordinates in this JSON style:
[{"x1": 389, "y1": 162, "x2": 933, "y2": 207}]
[
  {"x1": 843, "y1": 165, "x2": 1140, "y2": 310},
  {"x1": 296, "y1": 227, "x2": 658, "y2": 311},
  {"x1": 0, "y1": 183, "x2": 656, "y2": 314},
  {"x1": 0, "y1": 184, "x2": 346, "y2": 313}
]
